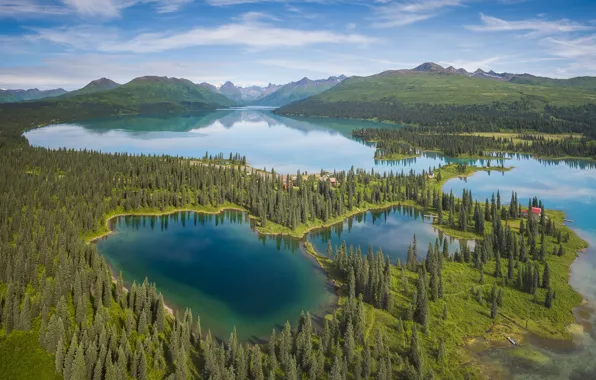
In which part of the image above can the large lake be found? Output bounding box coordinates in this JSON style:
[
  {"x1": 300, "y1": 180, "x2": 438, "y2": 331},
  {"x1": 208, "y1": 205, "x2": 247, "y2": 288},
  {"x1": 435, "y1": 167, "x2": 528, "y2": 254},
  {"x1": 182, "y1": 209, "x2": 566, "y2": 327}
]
[
  {"x1": 27, "y1": 109, "x2": 596, "y2": 376},
  {"x1": 24, "y1": 108, "x2": 470, "y2": 174}
]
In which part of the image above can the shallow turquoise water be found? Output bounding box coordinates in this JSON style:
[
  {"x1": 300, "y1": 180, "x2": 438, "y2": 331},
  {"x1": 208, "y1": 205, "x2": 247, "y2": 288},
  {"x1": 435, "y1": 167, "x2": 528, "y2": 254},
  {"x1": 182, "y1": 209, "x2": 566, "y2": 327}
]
[{"x1": 96, "y1": 211, "x2": 334, "y2": 342}]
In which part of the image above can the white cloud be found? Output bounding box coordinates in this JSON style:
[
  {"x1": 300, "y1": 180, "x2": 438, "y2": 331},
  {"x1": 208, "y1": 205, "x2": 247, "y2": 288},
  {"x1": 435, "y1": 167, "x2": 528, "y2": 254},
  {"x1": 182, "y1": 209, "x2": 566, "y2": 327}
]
[
  {"x1": 466, "y1": 13, "x2": 594, "y2": 36},
  {"x1": 372, "y1": 0, "x2": 468, "y2": 28},
  {"x1": 0, "y1": 0, "x2": 69, "y2": 16},
  {"x1": 541, "y1": 35, "x2": 596, "y2": 77},
  {"x1": 0, "y1": 54, "x2": 232, "y2": 89},
  {"x1": 28, "y1": 21, "x2": 378, "y2": 53},
  {"x1": 152, "y1": 0, "x2": 192, "y2": 13},
  {"x1": 60, "y1": 0, "x2": 120, "y2": 17},
  {"x1": 0, "y1": 0, "x2": 192, "y2": 18},
  {"x1": 542, "y1": 35, "x2": 596, "y2": 58},
  {"x1": 26, "y1": 25, "x2": 121, "y2": 50},
  {"x1": 259, "y1": 55, "x2": 412, "y2": 76},
  {"x1": 237, "y1": 11, "x2": 281, "y2": 23}
]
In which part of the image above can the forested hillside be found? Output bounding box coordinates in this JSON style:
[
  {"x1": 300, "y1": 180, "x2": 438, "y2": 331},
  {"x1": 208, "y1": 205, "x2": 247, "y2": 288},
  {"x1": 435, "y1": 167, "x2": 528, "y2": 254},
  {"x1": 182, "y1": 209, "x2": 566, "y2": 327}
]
[
  {"x1": 0, "y1": 76, "x2": 234, "y2": 130},
  {"x1": 0, "y1": 88, "x2": 68, "y2": 103},
  {"x1": 277, "y1": 72, "x2": 596, "y2": 139}
]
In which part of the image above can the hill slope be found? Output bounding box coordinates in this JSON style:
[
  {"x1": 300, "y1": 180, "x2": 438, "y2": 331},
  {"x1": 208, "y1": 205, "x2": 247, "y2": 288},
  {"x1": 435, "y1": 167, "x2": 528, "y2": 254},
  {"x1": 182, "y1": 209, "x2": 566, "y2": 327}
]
[
  {"x1": 254, "y1": 75, "x2": 346, "y2": 106},
  {"x1": 276, "y1": 65, "x2": 596, "y2": 137},
  {"x1": 64, "y1": 78, "x2": 120, "y2": 97},
  {"x1": 0, "y1": 76, "x2": 235, "y2": 131},
  {"x1": 0, "y1": 88, "x2": 68, "y2": 103}
]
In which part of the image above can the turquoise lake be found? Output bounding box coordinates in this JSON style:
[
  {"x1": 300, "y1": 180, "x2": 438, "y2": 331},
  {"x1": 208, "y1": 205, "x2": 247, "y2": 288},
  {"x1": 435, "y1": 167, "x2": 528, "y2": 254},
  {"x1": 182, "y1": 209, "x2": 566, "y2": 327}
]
[
  {"x1": 24, "y1": 108, "x2": 469, "y2": 174},
  {"x1": 96, "y1": 210, "x2": 335, "y2": 342},
  {"x1": 26, "y1": 109, "x2": 596, "y2": 377}
]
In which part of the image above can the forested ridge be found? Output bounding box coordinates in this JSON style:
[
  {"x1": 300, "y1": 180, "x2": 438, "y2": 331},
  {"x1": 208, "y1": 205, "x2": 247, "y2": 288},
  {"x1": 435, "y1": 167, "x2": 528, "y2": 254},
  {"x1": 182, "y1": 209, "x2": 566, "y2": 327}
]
[
  {"x1": 0, "y1": 104, "x2": 589, "y2": 380},
  {"x1": 278, "y1": 98, "x2": 596, "y2": 140},
  {"x1": 352, "y1": 127, "x2": 596, "y2": 160}
]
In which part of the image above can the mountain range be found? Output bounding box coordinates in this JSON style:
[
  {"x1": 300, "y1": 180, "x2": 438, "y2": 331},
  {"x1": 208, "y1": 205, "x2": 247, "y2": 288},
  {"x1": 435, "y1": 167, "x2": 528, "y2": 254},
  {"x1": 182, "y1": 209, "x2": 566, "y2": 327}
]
[
  {"x1": 276, "y1": 62, "x2": 596, "y2": 134},
  {"x1": 0, "y1": 88, "x2": 68, "y2": 103},
  {"x1": 392, "y1": 62, "x2": 596, "y2": 90},
  {"x1": 216, "y1": 82, "x2": 282, "y2": 104},
  {"x1": 2, "y1": 62, "x2": 595, "y2": 130},
  {"x1": 252, "y1": 75, "x2": 347, "y2": 107},
  {"x1": 0, "y1": 74, "x2": 346, "y2": 107},
  {"x1": 203, "y1": 75, "x2": 347, "y2": 106}
]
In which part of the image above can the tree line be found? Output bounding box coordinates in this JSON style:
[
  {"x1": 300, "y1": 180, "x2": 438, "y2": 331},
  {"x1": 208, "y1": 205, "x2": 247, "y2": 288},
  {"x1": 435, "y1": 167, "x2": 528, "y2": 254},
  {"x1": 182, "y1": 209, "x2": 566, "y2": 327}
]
[
  {"x1": 352, "y1": 127, "x2": 596, "y2": 160},
  {"x1": 278, "y1": 97, "x2": 596, "y2": 140}
]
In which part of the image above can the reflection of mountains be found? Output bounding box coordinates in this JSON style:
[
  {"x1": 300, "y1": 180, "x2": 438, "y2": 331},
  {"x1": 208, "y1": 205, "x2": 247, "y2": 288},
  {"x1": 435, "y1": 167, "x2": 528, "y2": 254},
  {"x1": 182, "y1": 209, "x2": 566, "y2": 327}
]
[
  {"x1": 75, "y1": 108, "x2": 397, "y2": 139},
  {"x1": 74, "y1": 111, "x2": 232, "y2": 134}
]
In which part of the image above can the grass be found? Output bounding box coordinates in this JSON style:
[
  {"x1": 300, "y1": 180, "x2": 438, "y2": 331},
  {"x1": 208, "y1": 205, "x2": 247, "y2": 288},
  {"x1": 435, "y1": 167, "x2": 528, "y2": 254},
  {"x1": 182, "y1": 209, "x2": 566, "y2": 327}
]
[
  {"x1": 460, "y1": 131, "x2": 584, "y2": 144},
  {"x1": 0, "y1": 329, "x2": 60, "y2": 380}
]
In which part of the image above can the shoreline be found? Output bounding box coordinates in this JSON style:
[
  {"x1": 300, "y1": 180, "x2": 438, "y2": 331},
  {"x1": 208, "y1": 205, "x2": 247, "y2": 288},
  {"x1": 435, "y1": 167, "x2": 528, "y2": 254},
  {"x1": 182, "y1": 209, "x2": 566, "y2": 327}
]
[
  {"x1": 279, "y1": 112, "x2": 595, "y2": 163},
  {"x1": 85, "y1": 163, "x2": 589, "y2": 352},
  {"x1": 86, "y1": 206, "x2": 247, "y2": 244}
]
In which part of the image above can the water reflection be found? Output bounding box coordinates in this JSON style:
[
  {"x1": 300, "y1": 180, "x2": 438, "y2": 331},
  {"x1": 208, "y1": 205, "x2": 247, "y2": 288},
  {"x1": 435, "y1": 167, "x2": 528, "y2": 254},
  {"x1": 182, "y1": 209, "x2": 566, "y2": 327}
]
[{"x1": 308, "y1": 205, "x2": 472, "y2": 263}]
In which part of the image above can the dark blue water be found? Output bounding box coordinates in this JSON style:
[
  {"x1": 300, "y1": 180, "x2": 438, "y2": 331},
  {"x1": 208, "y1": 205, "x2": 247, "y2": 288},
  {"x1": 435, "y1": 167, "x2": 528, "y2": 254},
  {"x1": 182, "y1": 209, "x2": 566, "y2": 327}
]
[{"x1": 96, "y1": 211, "x2": 334, "y2": 341}]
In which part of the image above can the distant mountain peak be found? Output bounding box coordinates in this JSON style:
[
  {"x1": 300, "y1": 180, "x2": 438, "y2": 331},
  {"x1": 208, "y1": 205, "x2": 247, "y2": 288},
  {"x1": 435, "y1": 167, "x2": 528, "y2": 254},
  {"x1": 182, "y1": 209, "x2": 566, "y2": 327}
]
[
  {"x1": 131, "y1": 76, "x2": 193, "y2": 86},
  {"x1": 84, "y1": 78, "x2": 119, "y2": 90},
  {"x1": 199, "y1": 82, "x2": 217, "y2": 92},
  {"x1": 220, "y1": 81, "x2": 236, "y2": 89},
  {"x1": 414, "y1": 62, "x2": 446, "y2": 72}
]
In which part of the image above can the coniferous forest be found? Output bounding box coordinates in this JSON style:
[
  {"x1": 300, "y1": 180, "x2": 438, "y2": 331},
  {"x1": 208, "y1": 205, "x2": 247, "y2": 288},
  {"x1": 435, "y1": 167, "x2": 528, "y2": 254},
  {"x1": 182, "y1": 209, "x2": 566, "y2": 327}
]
[
  {"x1": 352, "y1": 127, "x2": 596, "y2": 160},
  {"x1": 278, "y1": 98, "x2": 596, "y2": 140},
  {"x1": 0, "y1": 107, "x2": 588, "y2": 380}
]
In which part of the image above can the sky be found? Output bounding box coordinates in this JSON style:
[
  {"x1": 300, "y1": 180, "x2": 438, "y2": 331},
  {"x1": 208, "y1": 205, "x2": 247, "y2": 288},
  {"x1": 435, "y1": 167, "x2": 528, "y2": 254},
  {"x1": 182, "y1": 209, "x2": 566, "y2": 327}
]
[{"x1": 1, "y1": 0, "x2": 595, "y2": 90}]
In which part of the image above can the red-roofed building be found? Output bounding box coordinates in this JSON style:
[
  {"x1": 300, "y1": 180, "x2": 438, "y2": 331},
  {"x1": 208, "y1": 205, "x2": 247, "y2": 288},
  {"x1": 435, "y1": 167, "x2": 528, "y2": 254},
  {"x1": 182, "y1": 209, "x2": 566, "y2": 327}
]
[{"x1": 522, "y1": 207, "x2": 542, "y2": 220}]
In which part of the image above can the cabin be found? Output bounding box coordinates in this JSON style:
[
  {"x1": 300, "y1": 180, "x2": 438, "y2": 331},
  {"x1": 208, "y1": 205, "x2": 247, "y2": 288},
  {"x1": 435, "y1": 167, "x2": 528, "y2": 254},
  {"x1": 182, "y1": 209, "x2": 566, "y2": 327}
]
[
  {"x1": 428, "y1": 173, "x2": 435, "y2": 179},
  {"x1": 522, "y1": 207, "x2": 542, "y2": 220},
  {"x1": 329, "y1": 177, "x2": 338, "y2": 187}
]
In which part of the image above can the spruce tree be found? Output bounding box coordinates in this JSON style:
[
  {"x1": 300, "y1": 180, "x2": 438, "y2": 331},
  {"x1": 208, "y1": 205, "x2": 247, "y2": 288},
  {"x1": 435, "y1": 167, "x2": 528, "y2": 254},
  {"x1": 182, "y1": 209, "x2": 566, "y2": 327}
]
[
  {"x1": 409, "y1": 325, "x2": 423, "y2": 375},
  {"x1": 415, "y1": 268, "x2": 429, "y2": 331},
  {"x1": 71, "y1": 344, "x2": 87, "y2": 380},
  {"x1": 542, "y1": 262, "x2": 551, "y2": 289},
  {"x1": 55, "y1": 338, "x2": 65, "y2": 375},
  {"x1": 491, "y1": 297, "x2": 498, "y2": 319}
]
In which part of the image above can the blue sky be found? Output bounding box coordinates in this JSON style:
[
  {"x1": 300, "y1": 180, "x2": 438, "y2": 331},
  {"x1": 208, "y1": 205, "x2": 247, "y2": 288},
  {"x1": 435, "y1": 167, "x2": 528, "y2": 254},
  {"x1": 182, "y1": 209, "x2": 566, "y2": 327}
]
[{"x1": 1, "y1": 0, "x2": 595, "y2": 89}]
